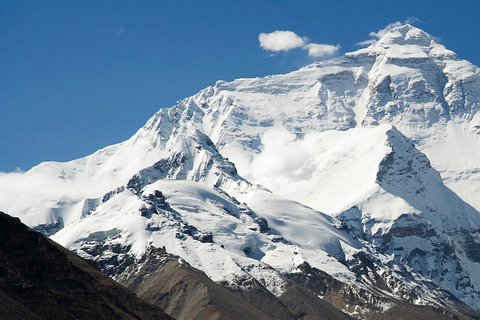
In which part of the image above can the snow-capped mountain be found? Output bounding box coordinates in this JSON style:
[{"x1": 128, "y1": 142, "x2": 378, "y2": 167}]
[{"x1": 2, "y1": 24, "x2": 480, "y2": 319}]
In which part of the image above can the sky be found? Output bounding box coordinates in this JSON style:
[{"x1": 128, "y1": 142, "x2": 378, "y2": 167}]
[{"x1": 1, "y1": 0, "x2": 480, "y2": 172}]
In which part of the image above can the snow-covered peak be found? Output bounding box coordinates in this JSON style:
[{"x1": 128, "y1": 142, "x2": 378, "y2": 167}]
[
  {"x1": 347, "y1": 24, "x2": 439, "y2": 61},
  {"x1": 2, "y1": 24, "x2": 480, "y2": 315},
  {"x1": 376, "y1": 24, "x2": 437, "y2": 47}
]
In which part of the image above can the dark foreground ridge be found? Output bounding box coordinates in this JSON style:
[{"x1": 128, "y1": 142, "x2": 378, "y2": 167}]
[{"x1": 0, "y1": 211, "x2": 172, "y2": 320}]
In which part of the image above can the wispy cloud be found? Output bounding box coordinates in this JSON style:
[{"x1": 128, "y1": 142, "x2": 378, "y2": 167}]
[
  {"x1": 356, "y1": 39, "x2": 377, "y2": 47},
  {"x1": 0, "y1": 168, "x2": 119, "y2": 223},
  {"x1": 113, "y1": 27, "x2": 125, "y2": 35},
  {"x1": 101, "y1": 26, "x2": 126, "y2": 36},
  {"x1": 368, "y1": 21, "x2": 404, "y2": 40},
  {"x1": 259, "y1": 30, "x2": 340, "y2": 59},
  {"x1": 357, "y1": 17, "x2": 420, "y2": 46}
]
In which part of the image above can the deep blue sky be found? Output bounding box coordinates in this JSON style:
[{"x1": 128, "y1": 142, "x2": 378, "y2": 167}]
[{"x1": 2, "y1": 0, "x2": 480, "y2": 172}]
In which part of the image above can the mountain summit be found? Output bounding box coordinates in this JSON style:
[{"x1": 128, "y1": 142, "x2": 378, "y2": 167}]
[
  {"x1": 2, "y1": 24, "x2": 480, "y2": 319},
  {"x1": 375, "y1": 24, "x2": 437, "y2": 46}
]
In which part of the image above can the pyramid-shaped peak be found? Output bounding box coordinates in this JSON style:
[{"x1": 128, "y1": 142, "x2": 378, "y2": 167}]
[{"x1": 376, "y1": 24, "x2": 437, "y2": 47}]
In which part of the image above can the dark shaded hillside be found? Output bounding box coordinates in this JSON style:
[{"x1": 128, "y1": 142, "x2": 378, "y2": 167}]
[{"x1": 0, "y1": 211, "x2": 173, "y2": 320}]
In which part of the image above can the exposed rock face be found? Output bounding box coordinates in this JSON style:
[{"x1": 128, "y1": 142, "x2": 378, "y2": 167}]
[
  {"x1": 126, "y1": 128, "x2": 247, "y2": 195},
  {"x1": 117, "y1": 247, "x2": 353, "y2": 320},
  {"x1": 0, "y1": 211, "x2": 172, "y2": 320},
  {"x1": 336, "y1": 127, "x2": 480, "y2": 309},
  {"x1": 287, "y1": 261, "x2": 480, "y2": 320}
]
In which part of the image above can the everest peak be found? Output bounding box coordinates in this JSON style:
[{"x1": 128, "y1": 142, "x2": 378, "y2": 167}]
[
  {"x1": 376, "y1": 24, "x2": 437, "y2": 47},
  {"x1": 2, "y1": 24, "x2": 480, "y2": 317}
]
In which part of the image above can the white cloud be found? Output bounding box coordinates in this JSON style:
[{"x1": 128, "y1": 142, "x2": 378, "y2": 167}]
[
  {"x1": 0, "y1": 168, "x2": 119, "y2": 226},
  {"x1": 259, "y1": 30, "x2": 340, "y2": 59},
  {"x1": 101, "y1": 26, "x2": 125, "y2": 35},
  {"x1": 113, "y1": 27, "x2": 125, "y2": 35},
  {"x1": 368, "y1": 21, "x2": 403, "y2": 40},
  {"x1": 259, "y1": 30, "x2": 307, "y2": 52},
  {"x1": 303, "y1": 43, "x2": 340, "y2": 58},
  {"x1": 356, "y1": 39, "x2": 378, "y2": 47}
]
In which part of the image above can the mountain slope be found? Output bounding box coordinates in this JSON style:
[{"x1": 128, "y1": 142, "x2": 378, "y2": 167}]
[
  {"x1": 117, "y1": 247, "x2": 354, "y2": 320},
  {"x1": 50, "y1": 165, "x2": 479, "y2": 318},
  {"x1": 335, "y1": 126, "x2": 480, "y2": 309}
]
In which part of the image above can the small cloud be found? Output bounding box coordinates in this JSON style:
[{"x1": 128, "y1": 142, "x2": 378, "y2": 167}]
[
  {"x1": 368, "y1": 21, "x2": 403, "y2": 40},
  {"x1": 303, "y1": 43, "x2": 340, "y2": 58},
  {"x1": 259, "y1": 30, "x2": 307, "y2": 52},
  {"x1": 356, "y1": 39, "x2": 377, "y2": 47},
  {"x1": 259, "y1": 30, "x2": 340, "y2": 60},
  {"x1": 101, "y1": 27, "x2": 126, "y2": 36},
  {"x1": 405, "y1": 16, "x2": 420, "y2": 25},
  {"x1": 113, "y1": 27, "x2": 125, "y2": 35}
]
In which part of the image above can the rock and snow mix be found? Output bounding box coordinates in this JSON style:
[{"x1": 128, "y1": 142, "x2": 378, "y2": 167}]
[{"x1": 1, "y1": 24, "x2": 480, "y2": 314}]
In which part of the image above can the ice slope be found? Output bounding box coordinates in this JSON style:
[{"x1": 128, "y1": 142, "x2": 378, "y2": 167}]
[
  {"x1": 0, "y1": 108, "x2": 250, "y2": 232},
  {"x1": 174, "y1": 25, "x2": 480, "y2": 211},
  {"x1": 50, "y1": 176, "x2": 464, "y2": 315},
  {"x1": 336, "y1": 126, "x2": 480, "y2": 309},
  {"x1": 50, "y1": 178, "x2": 354, "y2": 295},
  {"x1": 44, "y1": 120, "x2": 478, "y2": 313},
  {"x1": 47, "y1": 126, "x2": 359, "y2": 288},
  {"x1": 0, "y1": 114, "x2": 169, "y2": 231}
]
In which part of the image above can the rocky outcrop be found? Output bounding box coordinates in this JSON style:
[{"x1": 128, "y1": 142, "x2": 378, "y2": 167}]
[
  {"x1": 287, "y1": 261, "x2": 480, "y2": 320},
  {"x1": 336, "y1": 126, "x2": 480, "y2": 312},
  {"x1": 117, "y1": 247, "x2": 353, "y2": 320}
]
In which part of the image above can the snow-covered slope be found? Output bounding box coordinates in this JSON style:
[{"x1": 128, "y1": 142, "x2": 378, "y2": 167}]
[
  {"x1": 49, "y1": 172, "x2": 475, "y2": 318},
  {"x1": 336, "y1": 126, "x2": 480, "y2": 309},
  {"x1": 184, "y1": 25, "x2": 480, "y2": 212},
  {"x1": 1, "y1": 24, "x2": 480, "y2": 317}
]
